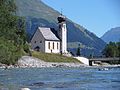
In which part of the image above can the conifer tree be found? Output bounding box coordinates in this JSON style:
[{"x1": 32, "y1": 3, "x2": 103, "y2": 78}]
[
  {"x1": 0, "y1": 0, "x2": 28, "y2": 65},
  {"x1": 76, "y1": 47, "x2": 81, "y2": 56}
]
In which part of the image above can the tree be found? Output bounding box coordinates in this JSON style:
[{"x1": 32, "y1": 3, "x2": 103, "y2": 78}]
[
  {"x1": 102, "y1": 42, "x2": 119, "y2": 57},
  {"x1": 117, "y1": 42, "x2": 120, "y2": 57},
  {"x1": 0, "y1": 0, "x2": 28, "y2": 65},
  {"x1": 76, "y1": 47, "x2": 81, "y2": 56},
  {"x1": 89, "y1": 54, "x2": 93, "y2": 59}
]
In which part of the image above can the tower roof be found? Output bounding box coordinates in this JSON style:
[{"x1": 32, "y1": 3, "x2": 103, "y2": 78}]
[{"x1": 57, "y1": 14, "x2": 66, "y2": 23}]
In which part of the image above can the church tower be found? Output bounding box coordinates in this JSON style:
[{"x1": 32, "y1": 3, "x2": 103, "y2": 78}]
[{"x1": 57, "y1": 14, "x2": 67, "y2": 54}]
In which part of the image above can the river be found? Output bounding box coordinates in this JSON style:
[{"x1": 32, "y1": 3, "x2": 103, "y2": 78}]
[{"x1": 0, "y1": 67, "x2": 120, "y2": 90}]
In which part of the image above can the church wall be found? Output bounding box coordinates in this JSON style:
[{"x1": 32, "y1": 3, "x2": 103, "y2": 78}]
[
  {"x1": 58, "y1": 22, "x2": 67, "y2": 54},
  {"x1": 45, "y1": 41, "x2": 60, "y2": 53},
  {"x1": 61, "y1": 23, "x2": 67, "y2": 53},
  {"x1": 31, "y1": 29, "x2": 45, "y2": 52}
]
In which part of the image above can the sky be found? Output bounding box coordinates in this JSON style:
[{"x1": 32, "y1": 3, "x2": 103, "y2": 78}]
[{"x1": 42, "y1": 0, "x2": 120, "y2": 37}]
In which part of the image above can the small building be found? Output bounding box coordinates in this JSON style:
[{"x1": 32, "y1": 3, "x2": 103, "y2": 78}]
[
  {"x1": 31, "y1": 27, "x2": 60, "y2": 53},
  {"x1": 31, "y1": 14, "x2": 68, "y2": 54}
]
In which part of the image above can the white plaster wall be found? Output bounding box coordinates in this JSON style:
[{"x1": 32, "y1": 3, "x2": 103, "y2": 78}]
[
  {"x1": 58, "y1": 23, "x2": 67, "y2": 54},
  {"x1": 45, "y1": 41, "x2": 60, "y2": 53},
  {"x1": 31, "y1": 29, "x2": 45, "y2": 52},
  {"x1": 61, "y1": 23, "x2": 67, "y2": 53},
  {"x1": 74, "y1": 57, "x2": 89, "y2": 65}
]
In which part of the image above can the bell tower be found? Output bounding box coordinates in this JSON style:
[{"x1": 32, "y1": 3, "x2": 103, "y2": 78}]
[{"x1": 57, "y1": 14, "x2": 67, "y2": 54}]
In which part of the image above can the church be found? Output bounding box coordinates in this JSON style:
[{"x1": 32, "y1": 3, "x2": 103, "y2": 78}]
[{"x1": 31, "y1": 14, "x2": 68, "y2": 54}]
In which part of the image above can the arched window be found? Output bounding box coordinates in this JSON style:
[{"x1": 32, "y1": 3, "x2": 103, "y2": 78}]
[
  {"x1": 34, "y1": 46, "x2": 40, "y2": 51},
  {"x1": 63, "y1": 24, "x2": 66, "y2": 31},
  {"x1": 64, "y1": 25, "x2": 66, "y2": 29},
  {"x1": 53, "y1": 42, "x2": 54, "y2": 49},
  {"x1": 48, "y1": 42, "x2": 50, "y2": 49},
  {"x1": 57, "y1": 43, "x2": 59, "y2": 49}
]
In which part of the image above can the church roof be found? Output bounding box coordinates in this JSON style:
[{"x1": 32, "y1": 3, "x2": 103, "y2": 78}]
[{"x1": 38, "y1": 27, "x2": 60, "y2": 41}]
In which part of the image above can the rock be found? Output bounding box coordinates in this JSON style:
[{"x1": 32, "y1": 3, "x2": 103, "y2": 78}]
[
  {"x1": 0, "y1": 88, "x2": 9, "y2": 90},
  {"x1": 21, "y1": 88, "x2": 31, "y2": 90},
  {"x1": 98, "y1": 68, "x2": 109, "y2": 71},
  {"x1": 31, "y1": 82, "x2": 45, "y2": 87},
  {"x1": 17, "y1": 56, "x2": 85, "y2": 68},
  {"x1": 104, "y1": 68, "x2": 109, "y2": 71},
  {"x1": 74, "y1": 57, "x2": 89, "y2": 65}
]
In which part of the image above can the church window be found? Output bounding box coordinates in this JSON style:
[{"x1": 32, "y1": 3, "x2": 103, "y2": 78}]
[
  {"x1": 57, "y1": 43, "x2": 59, "y2": 49},
  {"x1": 48, "y1": 42, "x2": 50, "y2": 49},
  {"x1": 64, "y1": 25, "x2": 65, "y2": 29},
  {"x1": 53, "y1": 42, "x2": 54, "y2": 49},
  {"x1": 40, "y1": 41, "x2": 42, "y2": 43},
  {"x1": 63, "y1": 25, "x2": 66, "y2": 31}
]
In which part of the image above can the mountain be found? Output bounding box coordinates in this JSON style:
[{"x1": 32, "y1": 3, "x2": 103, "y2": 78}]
[
  {"x1": 15, "y1": 0, "x2": 106, "y2": 56},
  {"x1": 101, "y1": 27, "x2": 120, "y2": 43}
]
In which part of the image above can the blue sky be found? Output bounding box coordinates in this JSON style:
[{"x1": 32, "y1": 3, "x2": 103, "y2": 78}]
[{"x1": 42, "y1": 0, "x2": 120, "y2": 37}]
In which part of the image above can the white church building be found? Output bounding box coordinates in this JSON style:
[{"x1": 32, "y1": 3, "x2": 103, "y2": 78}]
[{"x1": 31, "y1": 14, "x2": 68, "y2": 54}]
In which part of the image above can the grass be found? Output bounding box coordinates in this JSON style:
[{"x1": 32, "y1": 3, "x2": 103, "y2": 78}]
[{"x1": 32, "y1": 51, "x2": 81, "y2": 63}]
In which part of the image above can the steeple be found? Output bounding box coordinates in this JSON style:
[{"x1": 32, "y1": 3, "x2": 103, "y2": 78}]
[
  {"x1": 58, "y1": 15, "x2": 66, "y2": 23},
  {"x1": 57, "y1": 14, "x2": 67, "y2": 54}
]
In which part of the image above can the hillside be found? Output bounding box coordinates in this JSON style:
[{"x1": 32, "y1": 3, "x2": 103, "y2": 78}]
[
  {"x1": 32, "y1": 51, "x2": 80, "y2": 63},
  {"x1": 101, "y1": 27, "x2": 120, "y2": 43},
  {"x1": 16, "y1": 0, "x2": 106, "y2": 56}
]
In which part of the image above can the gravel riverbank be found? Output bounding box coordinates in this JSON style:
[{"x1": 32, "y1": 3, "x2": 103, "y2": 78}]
[
  {"x1": 0, "y1": 56, "x2": 120, "y2": 69},
  {"x1": 0, "y1": 56, "x2": 86, "y2": 68},
  {"x1": 18, "y1": 56, "x2": 86, "y2": 68}
]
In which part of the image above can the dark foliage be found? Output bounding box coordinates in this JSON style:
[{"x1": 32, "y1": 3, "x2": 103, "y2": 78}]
[
  {"x1": 0, "y1": 0, "x2": 28, "y2": 65},
  {"x1": 76, "y1": 47, "x2": 81, "y2": 56},
  {"x1": 102, "y1": 42, "x2": 120, "y2": 57}
]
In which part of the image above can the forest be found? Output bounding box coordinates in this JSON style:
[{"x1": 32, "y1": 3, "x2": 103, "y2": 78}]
[
  {"x1": 0, "y1": 0, "x2": 29, "y2": 65},
  {"x1": 102, "y1": 42, "x2": 120, "y2": 58}
]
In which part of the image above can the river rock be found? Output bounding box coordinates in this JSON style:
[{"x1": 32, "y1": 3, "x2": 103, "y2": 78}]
[
  {"x1": 21, "y1": 88, "x2": 31, "y2": 90},
  {"x1": 31, "y1": 82, "x2": 45, "y2": 86},
  {"x1": 17, "y1": 56, "x2": 85, "y2": 68}
]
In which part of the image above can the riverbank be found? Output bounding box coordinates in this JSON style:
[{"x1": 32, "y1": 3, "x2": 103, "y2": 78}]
[
  {"x1": 18, "y1": 56, "x2": 86, "y2": 68},
  {"x1": 0, "y1": 56, "x2": 86, "y2": 69},
  {"x1": 0, "y1": 56, "x2": 120, "y2": 69}
]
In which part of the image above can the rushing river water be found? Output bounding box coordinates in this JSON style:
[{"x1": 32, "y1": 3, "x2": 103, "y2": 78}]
[{"x1": 0, "y1": 67, "x2": 120, "y2": 90}]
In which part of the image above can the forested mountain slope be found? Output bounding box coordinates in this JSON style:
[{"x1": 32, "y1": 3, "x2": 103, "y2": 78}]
[{"x1": 16, "y1": 0, "x2": 106, "y2": 56}]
